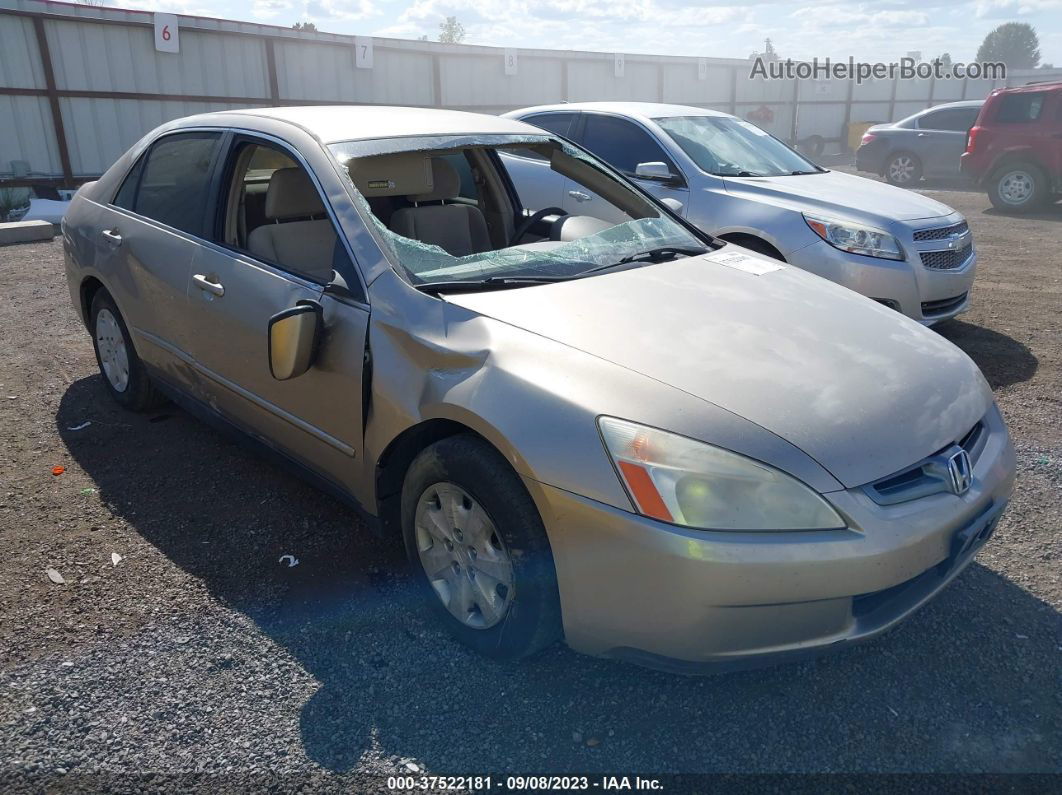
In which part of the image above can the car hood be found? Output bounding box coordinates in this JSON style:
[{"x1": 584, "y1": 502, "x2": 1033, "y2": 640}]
[
  {"x1": 722, "y1": 169, "x2": 955, "y2": 222},
  {"x1": 446, "y1": 251, "x2": 990, "y2": 489}
]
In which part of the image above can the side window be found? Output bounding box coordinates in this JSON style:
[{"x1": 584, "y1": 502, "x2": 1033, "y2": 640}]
[
  {"x1": 132, "y1": 132, "x2": 222, "y2": 237},
  {"x1": 219, "y1": 140, "x2": 349, "y2": 285},
  {"x1": 919, "y1": 108, "x2": 977, "y2": 132},
  {"x1": 112, "y1": 155, "x2": 144, "y2": 210},
  {"x1": 579, "y1": 115, "x2": 676, "y2": 177},
  {"x1": 524, "y1": 113, "x2": 576, "y2": 139},
  {"x1": 995, "y1": 92, "x2": 1046, "y2": 123}
]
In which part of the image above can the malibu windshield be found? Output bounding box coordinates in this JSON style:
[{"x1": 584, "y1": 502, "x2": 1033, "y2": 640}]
[{"x1": 655, "y1": 116, "x2": 824, "y2": 178}]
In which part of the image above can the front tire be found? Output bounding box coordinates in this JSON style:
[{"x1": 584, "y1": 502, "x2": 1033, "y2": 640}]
[
  {"x1": 884, "y1": 152, "x2": 922, "y2": 186},
  {"x1": 89, "y1": 289, "x2": 165, "y2": 412},
  {"x1": 400, "y1": 434, "x2": 562, "y2": 660},
  {"x1": 988, "y1": 163, "x2": 1049, "y2": 213}
]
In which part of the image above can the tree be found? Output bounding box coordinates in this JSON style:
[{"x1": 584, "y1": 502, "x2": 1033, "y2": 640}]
[
  {"x1": 292, "y1": 21, "x2": 317, "y2": 31},
  {"x1": 438, "y1": 16, "x2": 465, "y2": 44},
  {"x1": 976, "y1": 22, "x2": 1040, "y2": 69},
  {"x1": 934, "y1": 52, "x2": 953, "y2": 75}
]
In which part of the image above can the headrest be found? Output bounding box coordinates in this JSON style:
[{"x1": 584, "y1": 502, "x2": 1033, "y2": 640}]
[
  {"x1": 265, "y1": 167, "x2": 326, "y2": 219},
  {"x1": 348, "y1": 153, "x2": 434, "y2": 198},
  {"x1": 409, "y1": 158, "x2": 461, "y2": 202}
]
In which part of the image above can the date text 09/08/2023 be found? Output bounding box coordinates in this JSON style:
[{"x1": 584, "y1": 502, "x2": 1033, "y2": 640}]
[{"x1": 386, "y1": 775, "x2": 665, "y2": 791}]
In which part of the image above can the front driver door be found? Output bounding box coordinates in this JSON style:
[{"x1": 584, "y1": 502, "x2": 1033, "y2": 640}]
[
  {"x1": 573, "y1": 114, "x2": 690, "y2": 217},
  {"x1": 180, "y1": 136, "x2": 371, "y2": 503}
]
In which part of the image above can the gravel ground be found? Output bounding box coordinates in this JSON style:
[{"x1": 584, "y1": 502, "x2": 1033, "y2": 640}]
[{"x1": 1, "y1": 186, "x2": 1060, "y2": 789}]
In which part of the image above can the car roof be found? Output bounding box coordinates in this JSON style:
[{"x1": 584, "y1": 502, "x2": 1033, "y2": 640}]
[
  {"x1": 506, "y1": 102, "x2": 732, "y2": 123},
  {"x1": 171, "y1": 105, "x2": 544, "y2": 144},
  {"x1": 917, "y1": 100, "x2": 985, "y2": 112},
  {"x1": 992, "y1": 81, "x2": 1062, "y2": 95}
]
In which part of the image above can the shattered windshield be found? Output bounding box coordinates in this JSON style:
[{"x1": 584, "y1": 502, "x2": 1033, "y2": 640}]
[
  {"x1": 328, "y1": 134, "x2": 705, "y2": 289},
  {"x1": 655, "y1": 116, "x2": 822, "y2": 177}
]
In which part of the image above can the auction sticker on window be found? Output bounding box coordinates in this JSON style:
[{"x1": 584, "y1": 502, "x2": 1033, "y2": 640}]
[{"x1": 701, "y1": 249, "x2": 784, "y2": 275}]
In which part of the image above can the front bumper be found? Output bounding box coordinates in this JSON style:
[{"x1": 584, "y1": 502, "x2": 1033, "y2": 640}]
[
  {"x1": 786, "y1": 217, "x2": 977, "y2": 325},
  {"x1": 524, "y1": 408, "x2": 1015, "y2": 671}
]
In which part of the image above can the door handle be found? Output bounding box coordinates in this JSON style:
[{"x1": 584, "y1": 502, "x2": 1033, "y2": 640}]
[
  {"x1": 916, "y1": 132, "x2": 929, "y2": 137},
  {"x1": 192, "y1": 273, "x2": 225, "y2": 297},
  {"x1": 568, "y1": 190, "x2": 591, "y2": 202},
  {"x1": 100, "y1": 229, "x2": 122, "y2": 246}
]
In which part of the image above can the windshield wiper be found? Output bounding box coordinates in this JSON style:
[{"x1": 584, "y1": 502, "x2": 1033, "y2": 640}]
[
  {"x1": 613, "y1": 245, "x2": 708, "y2": 267},
  {"x1": 414, "y1": 274, "x2": 581, "y2": 294}
]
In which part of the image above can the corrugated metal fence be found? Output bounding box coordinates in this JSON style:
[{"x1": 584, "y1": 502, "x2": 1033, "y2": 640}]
[{"x1": 2, "y1": 0, "x2": 1060, "y2": 187}]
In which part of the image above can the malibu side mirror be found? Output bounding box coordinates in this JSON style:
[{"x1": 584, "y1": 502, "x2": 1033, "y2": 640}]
[
  {"x1": 660, "y1": 197, "x2": 684, "y2": 214},
  {"x1": 268, "y1": 301, "x2": 322, "y2": 381},
  {"x1": 634, "y1": 161, "x2": 680, "y2": 185}
]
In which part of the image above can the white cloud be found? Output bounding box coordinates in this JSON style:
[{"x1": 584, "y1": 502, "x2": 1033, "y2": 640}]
[
  {"x1": 975, "y1": 0, "x2": 1062, "y2": 17},
  {"x1": 305, "y1": 0, "x2": 379, "y2": 20}
]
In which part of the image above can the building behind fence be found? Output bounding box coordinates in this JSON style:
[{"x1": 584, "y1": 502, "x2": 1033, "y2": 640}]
[{"x1": 2, "y1": 0, "x2": 1060, "y2": 187}]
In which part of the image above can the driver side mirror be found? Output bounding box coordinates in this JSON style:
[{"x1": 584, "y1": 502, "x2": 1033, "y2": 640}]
[
  {"x1": 635, "y1": 161, "x2": 680, "y2": 185},
  {"x1": 268, "y1": 301, "x2": 322, "y2": 381}
]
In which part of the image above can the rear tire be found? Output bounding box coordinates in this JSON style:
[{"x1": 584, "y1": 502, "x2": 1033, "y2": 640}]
[
  {"x1": 884, "y1": 152, "x2": 922, "y2": 186},
  {"x1": 400, "y1": 434, "x2": 562, "y2": 660},
  {"x1": 988, "y1": 163, "x2": 1049, "y2": 213},
  {"x1": 89, "y1": 289, "x2": 166, "y2": 412}
]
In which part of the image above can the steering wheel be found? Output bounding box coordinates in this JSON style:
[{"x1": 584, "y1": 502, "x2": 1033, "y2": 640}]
[{"x1": 510, "y1": 207, "x2": 566, "y2": 246}]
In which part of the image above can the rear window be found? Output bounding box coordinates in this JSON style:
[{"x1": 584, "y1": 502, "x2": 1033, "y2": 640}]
[{"x1": 994, "y1": 92, "x2": 1046, "y2": 124}]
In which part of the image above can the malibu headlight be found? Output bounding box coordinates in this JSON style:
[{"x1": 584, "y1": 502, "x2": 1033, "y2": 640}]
[
  {"x1": 598, "y1": 417, "x2": 845, "y2": 531},
  {"x1": 804, "y1": 213, "x2": 903, "y2": 260}
]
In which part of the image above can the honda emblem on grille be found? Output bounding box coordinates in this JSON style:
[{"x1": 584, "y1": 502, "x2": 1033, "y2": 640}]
[{"x1": 947, "y1": 449, "x2": 972, "y2": 495}]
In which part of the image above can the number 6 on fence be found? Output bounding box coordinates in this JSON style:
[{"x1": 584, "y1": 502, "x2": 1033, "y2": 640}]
[{"x1": 154, "y1": 13, "x2": 179, "y2": 53}]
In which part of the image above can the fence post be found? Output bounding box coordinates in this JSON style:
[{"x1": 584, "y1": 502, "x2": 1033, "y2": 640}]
[
  {"x1": 265, "y1": 38, "x2": 280, "y2": 105},
  {"x1": 887, "y1": 73, "x2": 898, "y2": 123},
  {"x1": 32, "y1": 16, "x2": 74, "y2": 187},
  {"x1": 789, "y1": 77, "x2": 799, "y2": 144},
  {"x1": 728, "y1": 65, "x2": 737, "y2": 115},
  {"x1": 432, "y1": 53, "x2": 443, "y2": 107}
]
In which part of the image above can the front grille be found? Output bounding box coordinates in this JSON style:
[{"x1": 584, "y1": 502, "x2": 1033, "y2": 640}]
[
  {"x1": 913, "y1": 221, "x2": 968, "y2": 241},
  {"x1": 921, "y1": 292, "x2": 968, "y2": 317},
  {"x1": 865, "y1": 419, "x2": 986, "y2": 505},
  {"x1": 921, "y1": 244, "x2": 973, "y2": 270}
]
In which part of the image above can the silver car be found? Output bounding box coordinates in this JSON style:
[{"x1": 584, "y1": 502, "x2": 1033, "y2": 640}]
[
  {"x1": 505, "y1": 102, "x2": 978, "y2": 325},
  {"x1": 63, "y1": 106, "x2": 1014, "y2": 672}
]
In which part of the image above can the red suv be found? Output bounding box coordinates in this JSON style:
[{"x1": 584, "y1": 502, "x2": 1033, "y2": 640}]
[{"x1": 961, "y1": 82, "x2": 1062, "y2": 212}]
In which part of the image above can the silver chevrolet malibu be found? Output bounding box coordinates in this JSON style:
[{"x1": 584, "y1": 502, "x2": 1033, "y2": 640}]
[{"x1": 62, "y1": 106, "x2": 1015, "y2": 672}]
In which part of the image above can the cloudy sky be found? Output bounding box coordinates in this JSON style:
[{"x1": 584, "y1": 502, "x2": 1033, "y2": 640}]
[{"x1": 120, "y1": 0, "x2": 1061, "y2": 64}]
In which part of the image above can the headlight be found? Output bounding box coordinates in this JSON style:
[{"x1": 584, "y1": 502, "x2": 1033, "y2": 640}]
[
  {"x1": 803, "y1": 213, "x2": 904, "y2": 260},
  {"x1": 598, "y1": 417, "x2": 845, "y2": 531}
]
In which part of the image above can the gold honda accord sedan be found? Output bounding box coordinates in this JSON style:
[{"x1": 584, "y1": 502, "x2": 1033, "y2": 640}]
[{"x1": 62, "y1": 106, "x2": 1015, "y2": 672}]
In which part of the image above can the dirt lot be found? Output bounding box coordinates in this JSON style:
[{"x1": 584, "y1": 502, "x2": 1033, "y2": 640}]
[{"x1": 1, "y1": 185, "x2": 1060, "y2": 788}]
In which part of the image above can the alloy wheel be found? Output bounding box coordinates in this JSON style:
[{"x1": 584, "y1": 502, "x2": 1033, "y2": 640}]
[
  {"x1": 888, "y1": 156, "x2": 915, "y2": 184},
  {"x1": 414, "y1": 482, "x2": 515, "y2": 629},
  {"x1": 95, "y1": 308, "x2": 130, "y2": 393}
]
